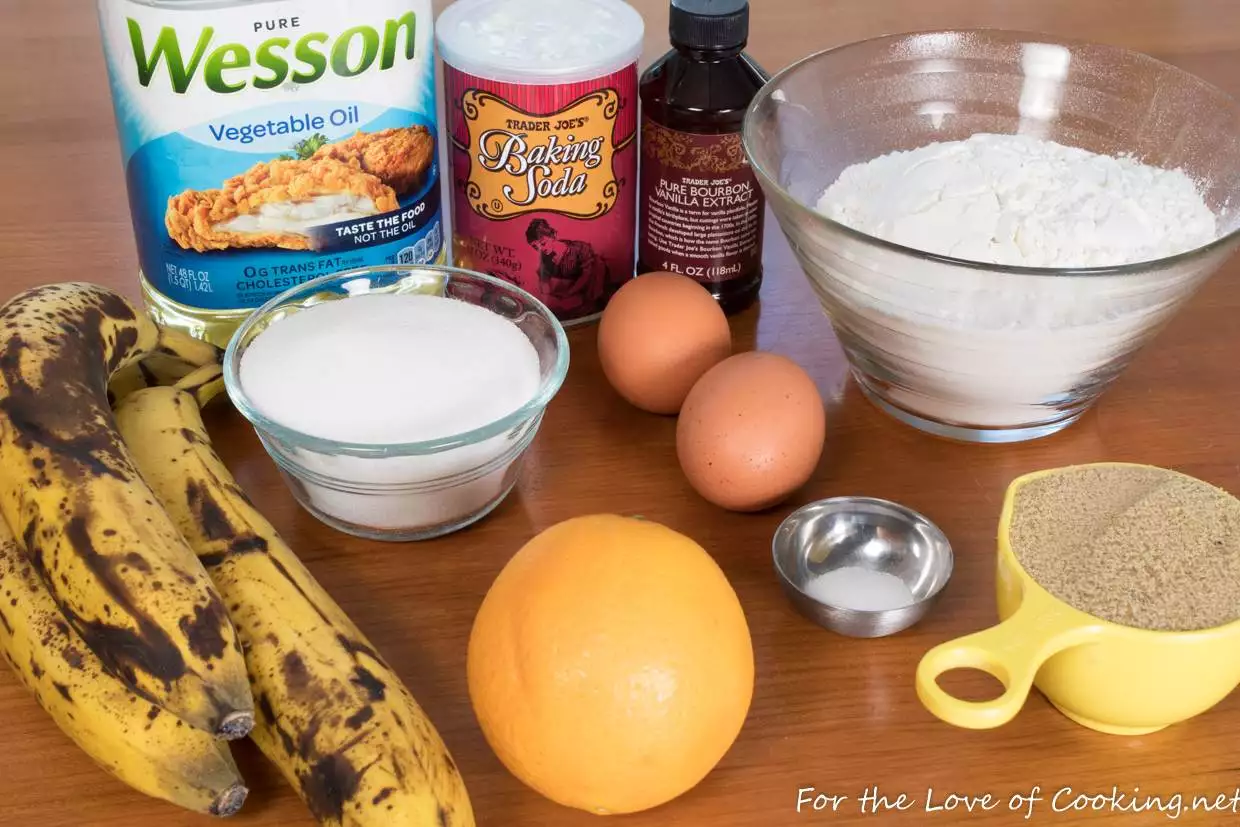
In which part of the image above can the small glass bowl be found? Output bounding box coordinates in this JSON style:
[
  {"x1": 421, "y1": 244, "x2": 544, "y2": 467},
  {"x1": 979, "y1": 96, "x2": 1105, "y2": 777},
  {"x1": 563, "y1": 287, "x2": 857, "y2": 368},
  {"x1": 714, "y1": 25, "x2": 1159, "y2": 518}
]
[{"x1": 223, "y1": 265, "x2": 570, "y2": 542}]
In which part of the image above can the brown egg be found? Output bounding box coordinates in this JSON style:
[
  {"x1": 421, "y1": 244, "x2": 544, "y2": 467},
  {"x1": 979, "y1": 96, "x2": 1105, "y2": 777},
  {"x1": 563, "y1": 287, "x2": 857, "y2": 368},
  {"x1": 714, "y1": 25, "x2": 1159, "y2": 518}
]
[
  {"x1": 677, "y1": 352, "x2": 826, "y2": 512},
  {"x1": 598, "y1": 272, "x2": 732, "y2": 415}
]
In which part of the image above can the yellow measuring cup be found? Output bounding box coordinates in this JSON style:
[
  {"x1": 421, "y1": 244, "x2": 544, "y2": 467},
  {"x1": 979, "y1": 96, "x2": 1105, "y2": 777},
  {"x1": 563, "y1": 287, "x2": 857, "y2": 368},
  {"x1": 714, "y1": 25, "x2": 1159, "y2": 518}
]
[{"x1": 916, "y1": 463, "x2": 1240, "y2": 735}]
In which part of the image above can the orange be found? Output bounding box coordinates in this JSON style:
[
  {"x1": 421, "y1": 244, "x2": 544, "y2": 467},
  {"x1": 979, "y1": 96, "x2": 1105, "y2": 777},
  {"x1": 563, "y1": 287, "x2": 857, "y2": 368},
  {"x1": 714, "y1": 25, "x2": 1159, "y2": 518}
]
[{"x1": 467, "y1": 515, "x2": 755, "y2": 815}]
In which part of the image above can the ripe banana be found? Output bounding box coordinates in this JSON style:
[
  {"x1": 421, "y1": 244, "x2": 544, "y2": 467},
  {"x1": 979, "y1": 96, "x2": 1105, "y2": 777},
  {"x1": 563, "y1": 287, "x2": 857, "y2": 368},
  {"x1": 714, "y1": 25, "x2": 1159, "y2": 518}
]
[
  {"x1": 0, "y1": 516, "x2": 248, "y2": 816},
  {"x1": 0, "y1": 283, "x2": 253, "y2": 738},
  {"x1": 115, "y1": 379, "x2": 476, "y2": 827}
]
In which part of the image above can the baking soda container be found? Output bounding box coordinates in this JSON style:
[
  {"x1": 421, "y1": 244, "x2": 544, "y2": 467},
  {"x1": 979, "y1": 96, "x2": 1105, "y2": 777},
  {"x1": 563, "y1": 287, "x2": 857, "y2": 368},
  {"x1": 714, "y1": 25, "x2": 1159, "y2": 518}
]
[
  {"x1": 97, "y1": 0, "x2": 446, "y2": 347},
  {"x1": 436, "y1": 0, "x2": 644, "y2": 326}
]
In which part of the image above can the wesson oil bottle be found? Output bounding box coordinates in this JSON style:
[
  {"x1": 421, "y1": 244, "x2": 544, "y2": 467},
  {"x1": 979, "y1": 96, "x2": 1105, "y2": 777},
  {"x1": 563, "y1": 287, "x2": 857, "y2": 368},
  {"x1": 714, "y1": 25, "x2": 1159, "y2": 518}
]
[
  {"x1": 638, "y1": 0, "x2": 768, "y2": 314},
  {"x1": 96, "y1": 0, "x2": 447, "y2": 346}
]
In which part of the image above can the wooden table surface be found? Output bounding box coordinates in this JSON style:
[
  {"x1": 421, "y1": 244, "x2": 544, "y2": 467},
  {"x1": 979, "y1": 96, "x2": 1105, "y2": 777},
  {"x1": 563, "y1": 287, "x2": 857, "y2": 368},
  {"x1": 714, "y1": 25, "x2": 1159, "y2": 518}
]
[{"x1": 4, "y1": 1, "x2": 1240, "y2": 825}]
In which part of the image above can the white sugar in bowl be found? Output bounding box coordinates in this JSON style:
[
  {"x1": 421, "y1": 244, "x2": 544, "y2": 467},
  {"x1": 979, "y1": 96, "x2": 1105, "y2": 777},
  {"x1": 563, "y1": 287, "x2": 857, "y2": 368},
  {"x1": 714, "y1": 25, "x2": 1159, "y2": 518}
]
[{"x1": 223, "y1": 264, "x2": 569, "y2": 541}]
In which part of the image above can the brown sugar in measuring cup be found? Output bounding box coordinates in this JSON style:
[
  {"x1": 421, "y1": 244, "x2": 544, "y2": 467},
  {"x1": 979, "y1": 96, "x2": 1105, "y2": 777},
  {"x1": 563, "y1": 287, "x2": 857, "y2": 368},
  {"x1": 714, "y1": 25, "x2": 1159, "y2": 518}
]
[
  {"x1": 1010, "y1": 465, "x2": 1240, "y2": 632},
  {"x1": 915, "y1": 463, "x2": 1240, "y2": 735}
]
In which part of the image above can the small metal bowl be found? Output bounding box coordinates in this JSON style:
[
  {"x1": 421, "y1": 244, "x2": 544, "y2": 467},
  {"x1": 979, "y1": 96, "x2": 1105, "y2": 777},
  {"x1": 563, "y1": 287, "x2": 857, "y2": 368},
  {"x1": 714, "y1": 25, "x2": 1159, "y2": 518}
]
[{"x1": 773, "y1": 497, "x2": 954, "y2": 638}]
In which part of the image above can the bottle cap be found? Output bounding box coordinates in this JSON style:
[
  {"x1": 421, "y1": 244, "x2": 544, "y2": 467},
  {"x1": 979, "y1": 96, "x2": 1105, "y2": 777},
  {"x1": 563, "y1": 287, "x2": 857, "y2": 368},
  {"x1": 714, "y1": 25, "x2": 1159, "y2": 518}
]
[{"x1": 669, "y1": 0, "x2": 749, "y2": 52}]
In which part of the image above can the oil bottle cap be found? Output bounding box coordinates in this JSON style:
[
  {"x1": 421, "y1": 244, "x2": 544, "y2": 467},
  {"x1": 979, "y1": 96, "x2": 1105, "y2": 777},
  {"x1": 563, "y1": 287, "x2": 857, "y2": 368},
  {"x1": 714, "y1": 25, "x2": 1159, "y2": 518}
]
[{"x1": 670, "y1": 0, "x2": 749, "y2": 52}]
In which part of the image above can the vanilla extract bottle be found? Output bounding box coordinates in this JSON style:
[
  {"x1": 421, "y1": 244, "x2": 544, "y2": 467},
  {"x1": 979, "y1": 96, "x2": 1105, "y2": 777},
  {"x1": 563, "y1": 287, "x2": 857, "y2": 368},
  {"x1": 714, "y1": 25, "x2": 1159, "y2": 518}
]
[{"x1": 638, "y1": 0, "x2": 768, "y2": 314}]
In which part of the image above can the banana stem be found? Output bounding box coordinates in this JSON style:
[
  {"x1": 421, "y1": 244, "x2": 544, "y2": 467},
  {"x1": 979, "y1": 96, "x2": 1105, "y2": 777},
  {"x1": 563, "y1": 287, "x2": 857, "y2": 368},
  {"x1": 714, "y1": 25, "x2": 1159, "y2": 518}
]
[
  {"x1": 173, "y1": 364, "x2": 227, "y2": 409},
  {"x1": 158, "y1": 326, "x2": 225, "y2": 369}
]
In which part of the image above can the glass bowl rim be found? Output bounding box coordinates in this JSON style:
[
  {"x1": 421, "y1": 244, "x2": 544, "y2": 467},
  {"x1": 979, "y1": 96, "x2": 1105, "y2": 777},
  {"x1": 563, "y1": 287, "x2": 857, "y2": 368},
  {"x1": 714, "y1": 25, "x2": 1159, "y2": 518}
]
[
  {"x1": 741, "y1": 27, "x2": 1240, "y2": 278},
  {"x1": 223, "y1": 263, "x2": 571, "y2": 458}
]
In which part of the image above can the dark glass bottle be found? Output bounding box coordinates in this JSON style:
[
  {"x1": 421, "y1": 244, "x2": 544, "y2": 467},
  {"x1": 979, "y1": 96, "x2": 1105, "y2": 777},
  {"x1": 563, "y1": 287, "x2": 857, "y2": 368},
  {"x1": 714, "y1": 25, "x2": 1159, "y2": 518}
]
[{"x1": 637, "y1": 0, "x2": 768, "y2": 315}]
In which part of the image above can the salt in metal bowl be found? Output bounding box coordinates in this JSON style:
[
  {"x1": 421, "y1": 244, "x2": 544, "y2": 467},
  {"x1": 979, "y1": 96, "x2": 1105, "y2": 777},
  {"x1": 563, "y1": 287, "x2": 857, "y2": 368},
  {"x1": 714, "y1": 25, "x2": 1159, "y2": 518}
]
[{"x1": 772, "y1": 497, "x2": 954, "y2": 638}]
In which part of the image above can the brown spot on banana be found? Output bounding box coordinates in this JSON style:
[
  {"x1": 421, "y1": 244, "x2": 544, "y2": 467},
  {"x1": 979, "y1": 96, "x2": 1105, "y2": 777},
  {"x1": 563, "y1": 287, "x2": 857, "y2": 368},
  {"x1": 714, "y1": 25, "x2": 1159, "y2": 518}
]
[
  {"x1": 180, "y1": 427, "x2": 211, "y2": 446},
  {"x1": 282, "y1": 651, "x2": 313, "y2": 696},
  {"x1": 199, "y1": 534, "x2": 268, "y2": 569},
  {"x1": 61, "y1": 646, "x2": 84, "y2": 670},
  {"x1": 351, "y1": 667, "x2": 386, "y2": 702},
  {"x1": 296, "y1": 711, "x2": 326, "y2": 760},
  {"x1": 257, "y1": 692, "x2": 276, "y2": 722},
  {"x1": 300, "y1": 752, "x2": 365, "y2": 824},
  {"x1": 179, "y1": 595, "x2": 230, "y2": 661},
  {"x1": 345, "y1": 705, "x2": 375, "y2": 730},
  {"x1": 185, "y1": 479, "x2": 236, "y2": 542},
  {"x1": 107, "y1": 327, "x2": 140, "y2": 374},
  {"x1": 0, "y1": 329, "x2": 138, "y2": 481},
  {"x1": 123, "y1": 553, "x2": 152, "y2": 574},
  {"x1": 337, "y1": 634, "x2": 383, "y2": 664},
  {"x1": 265, "y1": 554, "x2": 336, "y2": 627},
  {"x1": 230, "y1": 535, "x2": 269, "y2": 555},
  {"x1": 22, "y1": 522, "x2": 38, "y2": 567},
  {"x1": 63, "y1": 514, "x2": 187, "y2": 684}
]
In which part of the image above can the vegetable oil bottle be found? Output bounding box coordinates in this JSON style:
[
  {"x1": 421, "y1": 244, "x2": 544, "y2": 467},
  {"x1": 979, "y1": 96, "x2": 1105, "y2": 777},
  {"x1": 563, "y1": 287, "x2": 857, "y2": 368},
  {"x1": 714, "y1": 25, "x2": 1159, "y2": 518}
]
[{"x1": 96, "y1": 0, "x2": 447, "y2": 346}]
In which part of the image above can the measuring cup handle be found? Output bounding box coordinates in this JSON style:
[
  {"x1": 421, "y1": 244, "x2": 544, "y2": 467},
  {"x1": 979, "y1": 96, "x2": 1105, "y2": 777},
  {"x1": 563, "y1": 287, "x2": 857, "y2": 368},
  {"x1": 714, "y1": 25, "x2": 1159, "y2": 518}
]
[{"x1": 915, "y1": 597, "x2": 1099, "y2": 730}]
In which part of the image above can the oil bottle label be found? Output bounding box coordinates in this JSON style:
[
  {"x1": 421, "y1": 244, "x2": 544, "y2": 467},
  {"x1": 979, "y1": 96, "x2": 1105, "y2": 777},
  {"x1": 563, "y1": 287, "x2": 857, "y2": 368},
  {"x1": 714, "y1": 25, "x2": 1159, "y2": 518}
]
[
  {"x1": 639, "y1": 118, "x2": 765, "y2": 284},
  {"x1": 97, "y1": 0, "x2": 445, "y2": 312},
  {"x1": 445, "y1": 63, "x2": 638, "y2": 325}
]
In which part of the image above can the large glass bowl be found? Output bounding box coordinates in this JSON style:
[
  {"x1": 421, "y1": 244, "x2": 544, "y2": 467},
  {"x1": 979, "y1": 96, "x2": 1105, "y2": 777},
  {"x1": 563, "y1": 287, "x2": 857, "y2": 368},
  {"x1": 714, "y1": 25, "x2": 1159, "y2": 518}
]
[
  {"x1": 223, "y1": 265, "x2": 569, "y2": 542},
  {"x1": 744, "y1": 30, "x2": 1240, "y2": 443}
]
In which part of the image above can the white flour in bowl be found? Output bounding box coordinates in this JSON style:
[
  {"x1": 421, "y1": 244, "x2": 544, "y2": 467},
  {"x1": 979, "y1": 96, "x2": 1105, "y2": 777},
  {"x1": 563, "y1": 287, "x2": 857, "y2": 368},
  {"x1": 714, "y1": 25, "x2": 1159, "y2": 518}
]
[
  {"x1": 816, "y1": 133, "x2": 1217, "y2": 268},
  {"x1": 805, "y1": 133, "x2": 1224, "y2": 432}
]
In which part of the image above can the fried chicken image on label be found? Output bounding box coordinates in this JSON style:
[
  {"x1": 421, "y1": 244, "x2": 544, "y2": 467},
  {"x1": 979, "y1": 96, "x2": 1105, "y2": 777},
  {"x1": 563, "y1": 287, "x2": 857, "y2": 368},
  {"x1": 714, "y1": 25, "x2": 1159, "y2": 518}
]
[
  {"x1": 166, "y1": 157, "x2": 398, "y2": 252},
  {"x1": 312, "y1": 125, "x2": 436, "y2": 195}
]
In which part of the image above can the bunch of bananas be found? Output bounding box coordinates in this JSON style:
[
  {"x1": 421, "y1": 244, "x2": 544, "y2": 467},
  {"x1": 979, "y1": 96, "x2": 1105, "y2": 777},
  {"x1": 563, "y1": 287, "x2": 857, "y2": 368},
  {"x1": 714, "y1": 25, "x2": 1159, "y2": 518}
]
[{"x1": 0, "y1": 283, "x2": 474, "y2": 825}]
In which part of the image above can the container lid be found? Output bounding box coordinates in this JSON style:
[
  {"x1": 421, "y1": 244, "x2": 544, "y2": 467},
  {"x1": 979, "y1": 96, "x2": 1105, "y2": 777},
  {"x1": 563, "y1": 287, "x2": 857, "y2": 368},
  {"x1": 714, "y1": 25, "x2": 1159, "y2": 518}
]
[
  {"x1": 436, "y1": 0, "x2": 646, "y2": 85},
  {"x1": 670, "y1": 0, "x2": 749, "y2": 51}
]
